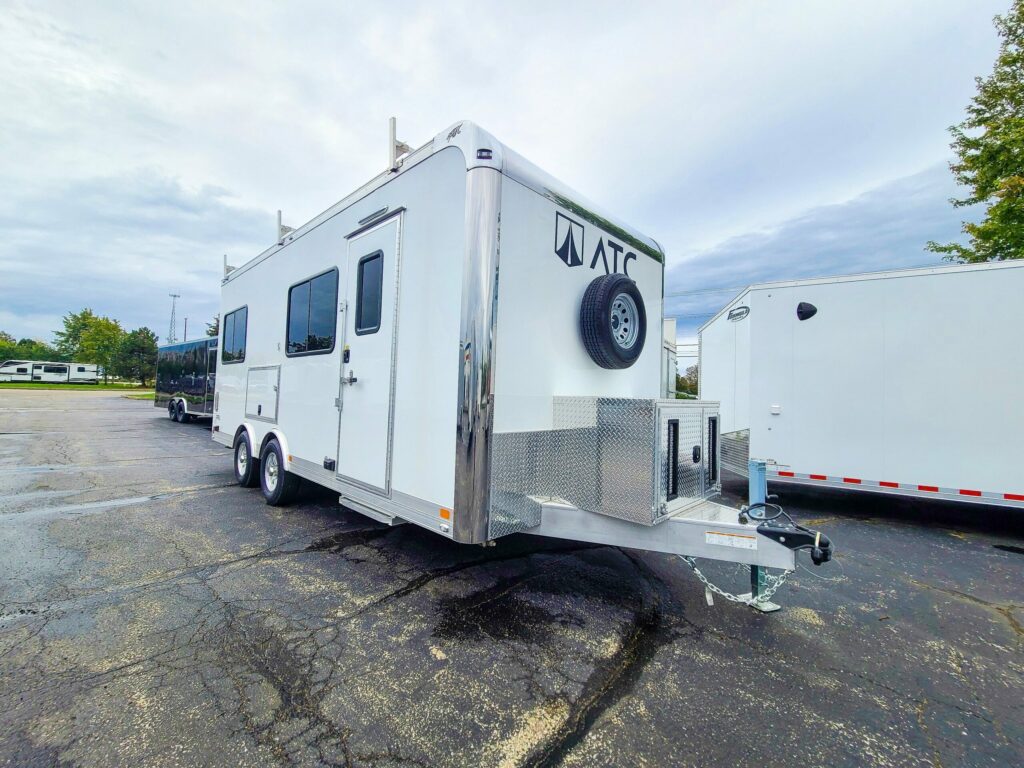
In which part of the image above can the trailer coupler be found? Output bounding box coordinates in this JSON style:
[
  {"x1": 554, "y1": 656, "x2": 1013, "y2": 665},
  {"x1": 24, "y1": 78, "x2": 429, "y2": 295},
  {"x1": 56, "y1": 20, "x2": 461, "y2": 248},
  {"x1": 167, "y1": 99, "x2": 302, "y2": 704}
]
[{"x1": 756, "y1": 520, "x2": 833, "y2": 565}]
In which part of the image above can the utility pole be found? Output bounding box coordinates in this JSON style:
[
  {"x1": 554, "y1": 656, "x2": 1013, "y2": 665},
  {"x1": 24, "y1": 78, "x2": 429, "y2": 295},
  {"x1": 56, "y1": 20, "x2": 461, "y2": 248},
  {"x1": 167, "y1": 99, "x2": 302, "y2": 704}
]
[
  {"x1": 168, "y1": 293, "x2": 180, "y2": 343},
  {"x1": 183, "y1": 317, "x2": 188, "y2": 341}
]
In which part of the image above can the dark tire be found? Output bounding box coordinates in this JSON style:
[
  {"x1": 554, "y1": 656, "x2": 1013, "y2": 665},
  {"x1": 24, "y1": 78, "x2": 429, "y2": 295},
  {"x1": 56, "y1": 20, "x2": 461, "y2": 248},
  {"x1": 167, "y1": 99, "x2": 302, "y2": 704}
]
[
  {"x1": 579, "y1": 273, "x2": 647, "y2": 369},
  {"x1": 167, "y1": 401, "x2": 176, "y2": 420},
  {"x1": 260, "y1": 439, "x2": 300, "y2": 506},
  {"x1": 233, "y1": 433, "x2": 259, "y2": 488},
  {"x1": 175, "y1": 401, "x2": 186, "y2": 423}
]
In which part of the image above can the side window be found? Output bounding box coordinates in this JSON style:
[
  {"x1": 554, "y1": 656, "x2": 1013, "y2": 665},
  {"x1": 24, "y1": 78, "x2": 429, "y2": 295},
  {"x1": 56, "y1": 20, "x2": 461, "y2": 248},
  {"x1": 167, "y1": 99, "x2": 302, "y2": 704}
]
[
  {"x1": 17, "y1": 367, "x2": 27, "y2": 374},
  {"x1": 287, "y1": 269, "x2": 338, "y2": 355},
  {"x1": 222, "y1": 307, "x2": 248, "y2": 363},
  {"x1": 355, "y1": 252, "x2": 383, "y2": 335},
  {"x1": 77, "y1": 366, "x2": 86, "y2": 372},
  {"x1": 44, "y1": 365, "x2": 67, "y2": 374}
]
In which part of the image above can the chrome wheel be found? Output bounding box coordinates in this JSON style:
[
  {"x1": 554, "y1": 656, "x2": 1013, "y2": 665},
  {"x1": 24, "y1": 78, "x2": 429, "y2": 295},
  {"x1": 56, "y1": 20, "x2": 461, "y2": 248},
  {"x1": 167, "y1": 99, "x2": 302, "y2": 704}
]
[
  {"x1": 264, "y1": 451, "x2": 279, "y2": 493},
  {"x1": 610, "y1": 292, "x2": 640, "y2": 349},
  {"x1": 236, "y1": 441, "x2": 248, "y2": 476}
]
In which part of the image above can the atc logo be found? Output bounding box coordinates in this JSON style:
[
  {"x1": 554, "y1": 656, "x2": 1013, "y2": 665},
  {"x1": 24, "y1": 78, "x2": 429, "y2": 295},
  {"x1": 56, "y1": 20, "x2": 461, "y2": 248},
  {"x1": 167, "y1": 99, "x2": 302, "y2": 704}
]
[{"x1": 554, "y1": 212, "x2": 584, "y2": 267}]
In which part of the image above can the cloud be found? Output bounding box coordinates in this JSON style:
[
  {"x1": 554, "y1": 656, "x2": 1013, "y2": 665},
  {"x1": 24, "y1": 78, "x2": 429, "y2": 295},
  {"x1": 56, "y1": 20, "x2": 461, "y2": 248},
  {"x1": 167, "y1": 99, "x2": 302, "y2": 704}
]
[
  {"x1": 665, "y1": 163, "x2": 979, "y2": 340},
  {"x1": 0, "y1": 172, "x2": 270, "y2": 341},
  {"x1": 0, "y1": 0, "x2": 1008, "y2": 344}
]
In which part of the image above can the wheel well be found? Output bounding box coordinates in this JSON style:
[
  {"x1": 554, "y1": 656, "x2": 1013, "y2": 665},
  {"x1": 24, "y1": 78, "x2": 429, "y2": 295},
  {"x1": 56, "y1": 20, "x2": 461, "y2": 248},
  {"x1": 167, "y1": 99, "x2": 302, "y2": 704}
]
[{"x1": 259, "y1": 432, "x2": 280, "y2": 459}]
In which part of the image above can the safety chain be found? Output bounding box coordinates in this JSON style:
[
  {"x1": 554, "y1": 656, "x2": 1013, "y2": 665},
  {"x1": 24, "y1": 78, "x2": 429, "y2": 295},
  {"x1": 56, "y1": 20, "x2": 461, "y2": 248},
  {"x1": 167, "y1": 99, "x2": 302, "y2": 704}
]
[{"x1": 680, "y1": 556, "x2": 793, "y2": 606}]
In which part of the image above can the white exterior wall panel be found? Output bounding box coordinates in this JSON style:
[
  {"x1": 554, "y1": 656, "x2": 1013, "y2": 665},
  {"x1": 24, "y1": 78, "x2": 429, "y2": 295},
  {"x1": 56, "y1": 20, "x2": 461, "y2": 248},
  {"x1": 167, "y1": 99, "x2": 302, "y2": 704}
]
[
  {"x1": 698, "y1": 262, "x2": 1024, "y2": 504},
  {"x1": 217, "y1": 147, "x2": 467, "y2": 512},
  {"x1": 493, "y1": 177, "x2": 662, "y2": 434}
]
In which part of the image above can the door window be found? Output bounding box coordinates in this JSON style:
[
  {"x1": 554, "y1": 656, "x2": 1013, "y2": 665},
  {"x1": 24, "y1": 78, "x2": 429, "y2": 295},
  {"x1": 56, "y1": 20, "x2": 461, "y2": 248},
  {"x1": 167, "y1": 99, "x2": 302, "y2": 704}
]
[{"x1": 355, "y1": 251, "x2": 383, "y2": 335}]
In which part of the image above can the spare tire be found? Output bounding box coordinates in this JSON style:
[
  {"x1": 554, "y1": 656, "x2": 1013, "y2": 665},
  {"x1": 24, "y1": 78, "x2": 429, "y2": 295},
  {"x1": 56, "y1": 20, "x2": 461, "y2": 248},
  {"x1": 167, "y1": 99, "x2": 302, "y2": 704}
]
[{"x1": 579, "y1": 273, "x2": 647, "y2": 369}]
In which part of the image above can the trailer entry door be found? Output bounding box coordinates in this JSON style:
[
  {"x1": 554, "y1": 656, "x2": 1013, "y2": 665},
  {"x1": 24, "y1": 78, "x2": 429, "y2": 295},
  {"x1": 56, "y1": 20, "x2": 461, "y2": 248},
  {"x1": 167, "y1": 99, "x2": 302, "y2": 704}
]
[{"x1": 337, "y1": 215, "x2": 402, "y2": 495}]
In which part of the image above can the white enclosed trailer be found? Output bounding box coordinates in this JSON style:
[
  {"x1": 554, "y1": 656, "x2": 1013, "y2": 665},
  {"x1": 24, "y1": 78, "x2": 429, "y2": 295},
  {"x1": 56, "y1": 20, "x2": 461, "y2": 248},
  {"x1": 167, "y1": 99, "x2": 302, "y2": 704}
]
[
  {"x1": 212, "y1": 121, "x2": 832, "y2": 581},
  {"x1": 0, "y1": 361, "x2": 100, "y2": 383},
  {"x1": 698, "y1": 261, "x2": 1024, "y2": 508}
]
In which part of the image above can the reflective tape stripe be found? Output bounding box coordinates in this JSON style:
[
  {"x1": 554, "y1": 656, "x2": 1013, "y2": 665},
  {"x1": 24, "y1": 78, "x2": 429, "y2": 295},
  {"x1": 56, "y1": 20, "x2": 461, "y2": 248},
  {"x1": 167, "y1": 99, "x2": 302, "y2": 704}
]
[{"x1": 765, "y1": 469, "x2": 1021, "y2": 504}]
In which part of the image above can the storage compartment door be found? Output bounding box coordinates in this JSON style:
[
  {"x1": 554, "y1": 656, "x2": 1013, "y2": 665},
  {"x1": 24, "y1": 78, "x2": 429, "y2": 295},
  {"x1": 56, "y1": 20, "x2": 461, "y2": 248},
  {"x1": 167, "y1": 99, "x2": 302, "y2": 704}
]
[
  {"x1": 246, "y1": 366, "x2": 280, "y2": 422},
  {"x1": 337, "y1": 215, "x2": 401, "y2": 495}
]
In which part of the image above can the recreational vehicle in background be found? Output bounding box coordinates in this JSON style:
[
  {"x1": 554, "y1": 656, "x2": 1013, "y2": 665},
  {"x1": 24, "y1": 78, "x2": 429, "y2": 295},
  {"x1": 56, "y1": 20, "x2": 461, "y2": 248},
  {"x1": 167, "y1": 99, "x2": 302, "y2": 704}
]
[
  {"x1": 210, "y1": 120, "x2": 831, "y2": 580},
  {"x1": 155, "y1": 338, "x2": 217, "y2": 422},
  {"x1": 0, "y1": 361, "x2": 100, "y2": 383},
  {"x1": 698, "y1": 261, "x2": 1024, "y2": 509}
]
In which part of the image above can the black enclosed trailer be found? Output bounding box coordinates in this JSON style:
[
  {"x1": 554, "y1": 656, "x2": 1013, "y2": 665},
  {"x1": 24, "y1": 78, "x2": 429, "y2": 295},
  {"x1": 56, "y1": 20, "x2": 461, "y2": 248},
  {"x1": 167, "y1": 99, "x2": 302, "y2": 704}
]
[{"x1": 155, "y1": 338, "x2": 217, "y2": 423}]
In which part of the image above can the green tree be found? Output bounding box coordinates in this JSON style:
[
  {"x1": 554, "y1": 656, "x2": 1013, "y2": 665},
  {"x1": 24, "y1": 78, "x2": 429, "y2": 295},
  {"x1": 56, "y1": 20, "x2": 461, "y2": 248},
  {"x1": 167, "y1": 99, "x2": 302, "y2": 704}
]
[
  {"x1": 112, "y1": 327, "x2": 158, "y2": 386},
  {"x1": 675, "y1": 364, "x2": 699, "y2": 398},
  {"x1": 206, "y1": 314, "x2": 220, "y2": 337},
  {"x1": 79, "y1": 317, "x2": 124, "y2": 382},
  {"x1": 0, "y1": 336, "x2": 60, "y2": 363},
  {"x1": 53, "y1": 309, "x2": 98, "y2": 360},
  {"x1": 928, "y1": 2, "x2": 1024, "y2": 262}
]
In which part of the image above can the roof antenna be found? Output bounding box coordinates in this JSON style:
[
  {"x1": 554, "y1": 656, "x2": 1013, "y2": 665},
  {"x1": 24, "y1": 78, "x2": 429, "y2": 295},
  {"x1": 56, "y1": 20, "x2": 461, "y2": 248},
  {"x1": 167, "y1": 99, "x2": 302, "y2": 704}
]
[
  {"x1": 223, "y1": 254, "x2": 236, "y2": 278},
  {"x1": 277, "y1": 210, "x2": 294, "y2": 244},
  {"x1": 389, "y1": 117, "x2": 412, "y2": 172}
]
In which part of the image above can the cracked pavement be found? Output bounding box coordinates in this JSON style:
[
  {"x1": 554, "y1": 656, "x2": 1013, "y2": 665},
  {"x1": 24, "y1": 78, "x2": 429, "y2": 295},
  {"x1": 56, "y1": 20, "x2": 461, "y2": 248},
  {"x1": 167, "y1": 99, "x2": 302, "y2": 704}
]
[{"x1": 0, "y1": 390, "x2": 1021, "y2": 767}]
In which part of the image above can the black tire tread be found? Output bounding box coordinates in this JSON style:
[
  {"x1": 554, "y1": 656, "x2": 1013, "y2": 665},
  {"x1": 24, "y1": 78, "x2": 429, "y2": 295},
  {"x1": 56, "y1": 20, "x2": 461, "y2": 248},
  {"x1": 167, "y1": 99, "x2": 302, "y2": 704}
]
[
  {"x1": 260, "y1": 439, "x2": 300, "y2": 506},
  {"x1": 234, "y1": 433, "x2": 260, "y2": 488},
  {"x1": 579, "y1": 273, "x2": 646, "y2": 369}
]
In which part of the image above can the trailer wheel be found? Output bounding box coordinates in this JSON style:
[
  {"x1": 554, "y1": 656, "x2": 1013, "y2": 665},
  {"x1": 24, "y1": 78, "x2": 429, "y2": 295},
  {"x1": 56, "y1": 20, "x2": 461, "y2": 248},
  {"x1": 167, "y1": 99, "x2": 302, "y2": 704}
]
[
  {"x1": 167, "y1": 401, "x2": 176, "y2": 420},
  {"x1": 233, "y1": 433, "x2": 259, "y2": 488},
  {"x1": 175, "y1": 401, "x2": 189, "y2": 423},
  {"x1": 579, "y1": 273, "x2": 647, "y2": 369},
  {"x1": 260, "y1": 439, "x2": 300, "y2": 506}
]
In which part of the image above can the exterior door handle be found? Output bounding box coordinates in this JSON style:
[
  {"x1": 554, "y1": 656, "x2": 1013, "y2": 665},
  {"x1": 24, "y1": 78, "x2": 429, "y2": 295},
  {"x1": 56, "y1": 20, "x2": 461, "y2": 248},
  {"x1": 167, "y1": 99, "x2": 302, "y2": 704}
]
[{"x1": 342, "y1": 371, "x2": 358, "y2": 385}]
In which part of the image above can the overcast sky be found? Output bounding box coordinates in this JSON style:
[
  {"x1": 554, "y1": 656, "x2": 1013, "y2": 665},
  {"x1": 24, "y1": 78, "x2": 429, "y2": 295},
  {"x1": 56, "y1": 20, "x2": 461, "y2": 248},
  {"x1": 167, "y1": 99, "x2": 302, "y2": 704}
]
[{"x1": 0, "y1": 0, "x2": 1008, "y2": 348}]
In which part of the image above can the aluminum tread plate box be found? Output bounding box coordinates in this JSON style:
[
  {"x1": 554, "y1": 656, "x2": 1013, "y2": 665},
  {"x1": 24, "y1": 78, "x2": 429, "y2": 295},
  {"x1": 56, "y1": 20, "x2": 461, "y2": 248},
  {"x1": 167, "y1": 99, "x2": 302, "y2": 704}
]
[
  {"x1": 488, "y1": 397, "x2": 721, "y2": 539},
  {"x1": 721, "y1": 429, "x2": 750, "y2": 477}
]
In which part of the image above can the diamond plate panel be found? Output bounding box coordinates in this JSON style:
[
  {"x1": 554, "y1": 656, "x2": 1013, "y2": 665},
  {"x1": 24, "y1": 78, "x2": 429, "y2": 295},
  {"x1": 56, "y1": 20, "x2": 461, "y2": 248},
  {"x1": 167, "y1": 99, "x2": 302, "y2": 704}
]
[
  {"x1": 721, "y1": 429, "x2": 750, "y2": 477},
  {"x1": 487, "y1": 397, "x2": 721, "y2": 538}
]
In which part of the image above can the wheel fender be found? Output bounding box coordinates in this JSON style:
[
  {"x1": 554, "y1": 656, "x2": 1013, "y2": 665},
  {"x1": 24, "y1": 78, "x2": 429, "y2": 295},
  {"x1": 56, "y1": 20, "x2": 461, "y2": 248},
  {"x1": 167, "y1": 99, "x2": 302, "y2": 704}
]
[
  {"x1": 234, "y1": 424, "x2": 259, "y2": 455},
  {"x1": 260, "y1": 429, "x2": 291, "y2": 471}
]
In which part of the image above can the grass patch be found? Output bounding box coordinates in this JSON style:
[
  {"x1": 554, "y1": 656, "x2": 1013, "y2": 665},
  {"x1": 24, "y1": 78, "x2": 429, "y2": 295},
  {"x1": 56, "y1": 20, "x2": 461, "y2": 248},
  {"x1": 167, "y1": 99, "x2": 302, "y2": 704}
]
[
  {"x1": 124, "y1": 392, "x2": 156, "y2": 400},
  {"x1": 0, "y1": 382, "x2": 152, "y2": 391}
]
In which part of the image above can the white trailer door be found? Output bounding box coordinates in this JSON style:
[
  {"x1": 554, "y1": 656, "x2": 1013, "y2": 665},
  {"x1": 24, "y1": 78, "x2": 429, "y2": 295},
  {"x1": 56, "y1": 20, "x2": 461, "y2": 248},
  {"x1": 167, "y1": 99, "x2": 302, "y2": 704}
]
[{"x1": 336, "y1": 216, "x2": 402, "y2": 495}]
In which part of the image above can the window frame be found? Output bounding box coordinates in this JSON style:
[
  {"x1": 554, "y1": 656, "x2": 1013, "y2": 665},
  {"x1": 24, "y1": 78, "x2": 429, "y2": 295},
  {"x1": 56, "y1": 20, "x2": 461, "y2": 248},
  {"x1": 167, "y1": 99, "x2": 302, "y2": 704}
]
[
  {"x1": 221, "y1": 305, "x2": 249, "y2": 364},
  {"x1": 285, "y1": 267, "x2": 339, "y2": 358},
  {"x1": 355, "y1": 251, "x2": 384, "y2": 336}
]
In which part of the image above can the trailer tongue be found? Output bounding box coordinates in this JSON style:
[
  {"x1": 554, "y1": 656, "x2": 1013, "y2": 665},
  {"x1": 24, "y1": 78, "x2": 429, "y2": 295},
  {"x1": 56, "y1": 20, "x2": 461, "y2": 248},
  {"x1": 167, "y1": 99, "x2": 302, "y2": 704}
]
[{"x1": 490, "y1": 396, "x2": 833, "y2": 610}]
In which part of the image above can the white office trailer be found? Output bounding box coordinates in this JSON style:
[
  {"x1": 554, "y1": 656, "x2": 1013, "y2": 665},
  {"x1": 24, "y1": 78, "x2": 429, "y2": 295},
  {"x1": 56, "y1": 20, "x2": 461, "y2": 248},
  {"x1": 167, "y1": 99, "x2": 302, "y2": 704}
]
[
  {"x1": 699, "y1": 261, "x2": 1024, "y2": 508},
  {"x1": 0, "y1": 361, "x2": 100, "y2": 383},
  {"x1": 213, "y1": 120, "x2": 832, "y2": 581}
]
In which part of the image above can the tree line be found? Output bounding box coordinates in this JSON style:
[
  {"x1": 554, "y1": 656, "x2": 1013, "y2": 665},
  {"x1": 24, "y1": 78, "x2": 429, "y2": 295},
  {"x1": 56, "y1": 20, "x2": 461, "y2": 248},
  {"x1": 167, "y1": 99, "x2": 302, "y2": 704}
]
[
  {"x1": 929, "y1": 1, "x2": 1023, "y2": 262},
  {"x1": 0, "y1": 309, "x2": 158, "y2": 386}
]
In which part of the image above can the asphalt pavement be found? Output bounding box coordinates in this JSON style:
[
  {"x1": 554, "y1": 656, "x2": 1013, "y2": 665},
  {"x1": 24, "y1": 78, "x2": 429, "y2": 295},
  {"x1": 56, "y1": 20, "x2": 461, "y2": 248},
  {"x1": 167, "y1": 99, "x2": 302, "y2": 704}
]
[{"x1": 0, "y1": 390, "x2": 1021, "y2": 767}]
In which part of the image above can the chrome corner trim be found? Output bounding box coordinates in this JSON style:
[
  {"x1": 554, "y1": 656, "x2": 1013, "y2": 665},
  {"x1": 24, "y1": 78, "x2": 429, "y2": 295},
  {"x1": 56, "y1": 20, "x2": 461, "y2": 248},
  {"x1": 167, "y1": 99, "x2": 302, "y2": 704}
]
[{"x1": 453, "y1": 167, "x2": 502, "y2": 544}]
